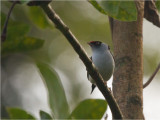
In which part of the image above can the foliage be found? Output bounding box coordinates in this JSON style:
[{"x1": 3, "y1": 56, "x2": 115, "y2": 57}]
[
  {"x1": 69, "y1": 99, "x2": 107, "y2": 119},
  {"x1": 1, "y1": 13, "x2": 44, "y2": 56},
  {"x1": 7, "y1": 108, "x2": 35, "y2": 119},
  {"x1": 89, "y1": 0, "x2": 137, "y2": 21},
  {"x1": 2, "y1": 37, "x2": 44, "y2": 55},
  {"x1": 28, "y1": 7, "x2": 52, "y2": 29},
  {"x1": 36, "y1": 62, "x2": 70, "y2": 118},
  {"x1": 88, "y1": 0, "x2": 107, "y2": 15},
  {"x1": 1, "y1": 13, "x2": 30, "y2": 40},
  {"x1": 40, "y1": 110, "x2": 53, "y2": 120},
  {"x1": 156, "y1": 1, "x2": 160, "y2": 12},
  {"x1": 2, "y1": 0, "x2": 159, "y2": 119},
  {"x1": 36, "y1": 62, "x2": 107, "y2": 119},
  {"x1": 6, "y1": 62, "x2": 107, "y2": 119},
  {"x1": 19, "y1": 0, "x2": 30, "y2": 4}
]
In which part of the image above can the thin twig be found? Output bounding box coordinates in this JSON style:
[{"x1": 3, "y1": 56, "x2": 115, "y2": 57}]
[
  {"x1": 143, "y1": 63, "x2": 160, "y2": 88},
  {"x1": 40, "y1": 4, "x2": 123, "y2": 119},
  {"x1": 1, "y1": 1, "x2": 18, "y2": 42}
]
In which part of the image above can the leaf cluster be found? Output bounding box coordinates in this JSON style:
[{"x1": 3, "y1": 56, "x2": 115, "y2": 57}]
[
  {"x1": 6, "y1": 62, "x2": 108, "y2": 119},
  {"x1": 2, "y1": 0, "x2": 159, "y2": 119},
  {"x1": 89, "y1": 0, "x2": 137, "y2": 21}
]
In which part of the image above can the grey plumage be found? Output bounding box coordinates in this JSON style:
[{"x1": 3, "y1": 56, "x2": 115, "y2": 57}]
[{"x1": 87, "y1": 41, "x2": 115, "y2": 93}]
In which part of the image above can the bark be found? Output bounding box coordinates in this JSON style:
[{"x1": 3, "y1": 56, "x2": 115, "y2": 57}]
[{"x1": 111, "y1": 1, "x2": 144, "y2": 119}]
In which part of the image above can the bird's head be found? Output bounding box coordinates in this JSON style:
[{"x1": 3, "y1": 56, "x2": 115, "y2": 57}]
[{"x1": 88, "y1": 41, "x2": 110, "y2": 52}]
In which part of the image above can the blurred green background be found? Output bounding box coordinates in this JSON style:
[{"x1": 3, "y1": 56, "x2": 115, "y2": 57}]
[{"x1": 1, "y1": 1, "x2": 160, "y2": 119}]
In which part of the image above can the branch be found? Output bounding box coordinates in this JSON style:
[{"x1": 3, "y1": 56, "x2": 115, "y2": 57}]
[
  {"x1": 40, "y1": 4, "x2": 123, "y2": 119},
  {"x1": 1, "y1": 1, "x2": 18, "y2": 42},
  {"x1": 143, "y1": 63, "x2": 160, "y2": 88},
  {"x1": 144, "y1": 0, "x2": 160, "y2": 28}
]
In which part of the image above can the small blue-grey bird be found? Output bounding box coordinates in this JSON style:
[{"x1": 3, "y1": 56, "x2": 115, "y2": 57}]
[{"x1": 87, "y1": 41, "x2": 115, "y2": 93}]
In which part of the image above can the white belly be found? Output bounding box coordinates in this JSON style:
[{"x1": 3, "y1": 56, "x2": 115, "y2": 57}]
[{"x1": 91, "y1": 51, "x2": 115, "y2": 83}]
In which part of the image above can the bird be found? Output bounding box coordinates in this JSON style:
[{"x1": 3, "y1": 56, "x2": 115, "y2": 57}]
[{"x1": 87, "y1": 41, "x2": 115, "y2": 93}]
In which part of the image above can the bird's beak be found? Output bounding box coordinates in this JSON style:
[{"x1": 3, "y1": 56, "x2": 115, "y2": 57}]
[{"x1": 87, "y1": 42, "x2": 91, "y2": 46}]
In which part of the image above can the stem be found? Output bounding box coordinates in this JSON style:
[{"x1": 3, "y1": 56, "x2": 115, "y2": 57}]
[
  {"x1": 1, "y1": 1, "x2": 18, "y2": 42},
  {"x1": 143, "y1": 63, "x2": 160, "y2": 88},
  {"x1": 40, "y1": 4, "x2": 123, "y2": 119}
]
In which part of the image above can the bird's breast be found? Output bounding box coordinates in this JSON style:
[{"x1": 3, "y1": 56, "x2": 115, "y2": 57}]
[{"x1": 92, "y1": 51, "x2": 115, "y2": 81}]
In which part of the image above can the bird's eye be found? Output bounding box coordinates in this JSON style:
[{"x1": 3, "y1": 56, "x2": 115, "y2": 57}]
[{"x1": 96, "y1": 42, "x2": 101, "y2": 45}]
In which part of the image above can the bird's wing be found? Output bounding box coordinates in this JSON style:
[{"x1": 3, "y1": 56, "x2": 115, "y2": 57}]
[
  {"x1": 87, "y1": 56, "x2": 96, "y2": 94},
  {"x1": 87, "y1": 56, "x2": 92, "y2": 80},
  {"x1": 109, "y1": 50, "x2": 115, "y2": 63}
]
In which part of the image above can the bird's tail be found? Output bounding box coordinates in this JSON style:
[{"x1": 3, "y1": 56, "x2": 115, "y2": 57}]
[{"x1": 91, "y1": 84, "x2": 96, "y2": 94}]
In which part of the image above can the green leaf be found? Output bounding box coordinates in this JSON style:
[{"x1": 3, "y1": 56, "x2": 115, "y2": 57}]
[
  {"x1": 88, "y1": 0, "x2": 107, "y2": 15},
  {"x1": 2, "y1": 37, "x2": 44, "y2": 55},
  {"x1": 69, "y1": 99, "x2": 107, "y2": 119},
  {"x1": 40, "y1": 110, "x2": 53, "y2": 120},
  {"x1": 1, "y1": 13, "x2": 30, "y2": 41},
  {"x1": 100, "y1": 1, "x2": 137, "y2": 21},
  {"x1": 89, "y1": 0, "x2": 137, "y2": 21},
  {"x1": 7, "y1": 22, "x2": 30, "y2": 41},
  {"x1": 28, "y1": 7, "x2": 51, "y2": 29},
  {"x1": 156, "y1": 1, "x2": 160, "y2": 12},
  {"x1": 1, "y1": 13, "x2": 44, "y2": 55},
  {"x1": 1, "y1": 13, "x2": 7, "y2": 27},
  {"x1": 19, "y1": 0, "x2": 30, "y2": 4},
  {"x1": 36, "y1": 62, "x2": 70, "y2": 119},
  {"x1": 7, "y1": 107, "x2": 35, "y2": 119},
  {"x1": 1, "y1": 12, "x2": 30, "y2": 40}
]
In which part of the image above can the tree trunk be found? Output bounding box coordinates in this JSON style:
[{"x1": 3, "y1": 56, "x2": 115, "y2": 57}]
[{"x1": 111, "y1": 1, "x2": 144, "y2": 119}]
